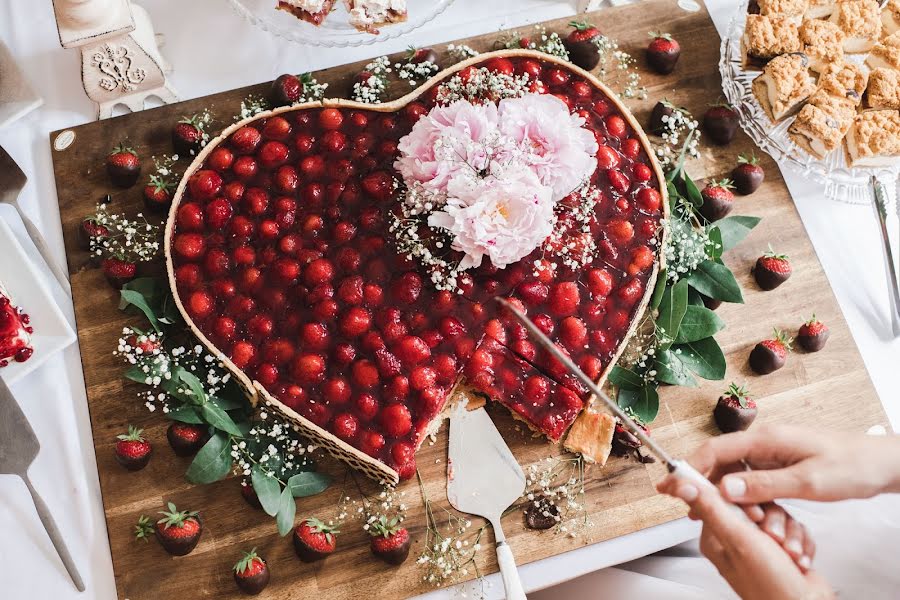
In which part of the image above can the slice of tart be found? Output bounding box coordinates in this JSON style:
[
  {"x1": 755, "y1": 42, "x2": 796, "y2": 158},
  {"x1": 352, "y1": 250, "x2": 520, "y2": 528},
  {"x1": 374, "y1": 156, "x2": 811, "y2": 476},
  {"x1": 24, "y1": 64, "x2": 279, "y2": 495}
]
[
  {"x1": 817, "y1": 60, "x2": 868, "y2": 105},
  {"x1": 564, "y1": 410, "x2": 616, "y2": 466},
  {"x1": 758, "y1": 0, "x2": 808, "y2": 18},
  {"x1": 343, "y1": 0, "x2": 408, "y2": 33},
  {"x1": 788, "y1": 91, "x2": 856, "y2": 158},
  {"x1": 829, "y1": 0, "x2": 881, "y2": 53},
  {"x1": 806, "y1": 0, "x2": 836, "y2": 19},
  {"x1": 884, "y1": 0, "x2": 900, "y2": 37},
  {"x1": 866, "y1": 31, "x2": 900, "y2": 71},
  {"x1": 741, "y1": 14, "x2": 802, "y2": 69},
  {"x1": 277, "y1": 0, "x2": 336, "y2": 25},
  {"x1": 845, "y1": 110, "x2": 900, "y2": 167},
  {"x1": 752, "y1": 53, "x2": 816, "y2": 121},
  {"x1": 0, "y1": 281, "x2": 33, "y2": 367},
  {"x1": 799, "y1": 18, "x2": 845, "y2": 72},
  {"x1": 865, "y1": 68, "x2": 900, "y2": 110}
]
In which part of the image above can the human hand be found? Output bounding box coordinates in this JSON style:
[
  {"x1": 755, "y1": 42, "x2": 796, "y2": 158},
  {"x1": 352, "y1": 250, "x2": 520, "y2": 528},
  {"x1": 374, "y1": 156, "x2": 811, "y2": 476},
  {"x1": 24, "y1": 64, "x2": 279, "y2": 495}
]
[{"x1": 658, "y1": 476, "x2": 834, "y2": 600}]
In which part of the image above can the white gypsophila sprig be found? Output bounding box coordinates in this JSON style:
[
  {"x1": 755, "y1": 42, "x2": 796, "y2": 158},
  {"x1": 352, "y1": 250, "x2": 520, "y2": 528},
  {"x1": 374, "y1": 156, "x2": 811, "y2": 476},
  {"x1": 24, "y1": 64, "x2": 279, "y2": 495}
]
[
  {"x1": 446, "y1": 44, "x2": 480, "y2": 61},
  {"x1": 297, "y1": 73, "x2": 328, "y2": 103},
  {"x1": 537, "y1": 28, "x2": 569, "y2": 60},
  {"x1": 653, "y1": 108, "x2": 701, "y2": 169},
  {"x1": 523, "y1": 455, "x2": 592, "y2": 540},
  {"x1": 663, "y1": 216, "x2": 713, "y2": 283},
  {"x1": 352, "y1": 56, "x2": 392, "y2": 104},
  {"x1": 231, "y1": 401, "x2": 319, "y2": 483},
  {"x1": 397, "y1": 60, "x2": 439, "y2": 87},
  {"x1": 541, "y1": 182, "x2": 599, "y2": 270},
  {"x1": 88, "y1": 203, "x2": 161, "y2": 262},
  {"x1": 236, "y1": 95, "x2": 270, "y2": 121},
  {"x1": 592, "y1": 35, "x2": 646, "y2": 100},
  {"x1": 434, "y1": 67, "x2": 531, "y2": 105}
]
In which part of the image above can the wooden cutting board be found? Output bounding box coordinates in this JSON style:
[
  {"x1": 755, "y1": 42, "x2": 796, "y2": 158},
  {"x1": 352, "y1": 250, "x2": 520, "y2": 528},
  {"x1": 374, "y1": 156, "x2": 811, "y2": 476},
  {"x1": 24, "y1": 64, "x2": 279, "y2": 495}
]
[{"x1": 49, "y1": 1, "x2": 889, "y2": 598}]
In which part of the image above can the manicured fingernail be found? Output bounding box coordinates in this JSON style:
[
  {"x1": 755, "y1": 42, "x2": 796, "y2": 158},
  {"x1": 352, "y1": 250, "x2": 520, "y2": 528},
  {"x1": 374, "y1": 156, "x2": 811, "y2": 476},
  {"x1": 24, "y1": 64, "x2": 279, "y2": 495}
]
[
  {"x1": 723, "y1": 476, "x2": 747, "y2": 498},
  {"x1": 767, "y1": 520, "x2": 785, "y2": 540},
  {"x1": 675, "y1": 483, "x2": 698, "y2": 502},
  {"x1": 785, "y1": 539, "x2": 803, "y2": 555},
  {"x1": 798, "y1": 555, "x2": 811, "y2": 570}
]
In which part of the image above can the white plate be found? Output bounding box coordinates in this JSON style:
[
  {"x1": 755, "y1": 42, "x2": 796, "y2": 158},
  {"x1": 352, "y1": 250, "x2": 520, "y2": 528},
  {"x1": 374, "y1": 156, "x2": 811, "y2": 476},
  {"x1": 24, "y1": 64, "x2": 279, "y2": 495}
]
[
  {"x1": 0, "y1": 217, "x2": 76, "y2": 385},
  {"x1": 0, "y1": 39, "x2": 42, "y2": 129}
]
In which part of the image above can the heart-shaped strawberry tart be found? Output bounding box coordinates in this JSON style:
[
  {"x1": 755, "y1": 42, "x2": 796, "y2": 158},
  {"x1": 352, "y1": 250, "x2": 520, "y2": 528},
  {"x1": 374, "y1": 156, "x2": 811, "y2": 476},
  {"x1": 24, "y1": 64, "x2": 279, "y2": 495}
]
[{"x1": 166, "y1": 50, "x2": 667, "y2": 483}]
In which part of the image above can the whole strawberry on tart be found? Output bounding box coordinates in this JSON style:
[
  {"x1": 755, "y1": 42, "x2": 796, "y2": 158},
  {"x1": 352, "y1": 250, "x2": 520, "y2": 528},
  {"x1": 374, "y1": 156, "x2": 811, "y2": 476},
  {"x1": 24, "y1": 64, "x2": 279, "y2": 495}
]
[{"x1": 165, "y1": 50, "x2": 667, "y2": 484}]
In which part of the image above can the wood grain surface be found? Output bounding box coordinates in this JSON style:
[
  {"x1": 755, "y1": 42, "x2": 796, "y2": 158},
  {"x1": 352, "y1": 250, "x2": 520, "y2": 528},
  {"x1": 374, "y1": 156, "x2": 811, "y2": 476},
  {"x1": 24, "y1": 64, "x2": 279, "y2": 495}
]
[{"x1": 49, "y1": 2, "x2": 890, "y2": 598}]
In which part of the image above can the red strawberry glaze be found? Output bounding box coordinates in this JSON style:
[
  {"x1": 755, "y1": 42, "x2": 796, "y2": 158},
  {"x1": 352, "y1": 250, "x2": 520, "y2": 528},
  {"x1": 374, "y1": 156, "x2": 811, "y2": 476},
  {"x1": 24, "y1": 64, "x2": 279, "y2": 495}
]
[
  {"x1": 168, "y1": 54, "x2": 664, "y2": 478},
  {"x1": 0, "y1": 286, "x2": 34, "y2": 367}
]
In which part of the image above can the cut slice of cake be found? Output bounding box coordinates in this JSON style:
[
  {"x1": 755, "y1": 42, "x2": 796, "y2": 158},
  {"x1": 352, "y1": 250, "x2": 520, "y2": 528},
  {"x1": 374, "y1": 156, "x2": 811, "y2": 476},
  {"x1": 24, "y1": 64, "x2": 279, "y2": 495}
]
[
  {"x1": 277, "y1": 0, "x2": 337, "y2": 25},
  {"x1": 867, "y1": 31, "x2": 900, "y2": 71},
  {"x1": 0, "y1": 281, "x2": 33, "y2": 367},
  {"x1": 845, "y1": 110, "x2": 900, "y2": 167},
  {"x1": 817, "y1": 60, "x2": 868, "y2": 105},
  {"x1": 829, "y1": 0, "x2": 881, "y2": 53},
  {"x1": 865, "y1": 68, "x2": 900, "y2": 110},
  {"x1": 758, "y1": 0, "x2": 809, "y2": 18},
  {"x1": 564, "y1": 410, "x2": 616, "y2": 466},
  {"x1": 752, "y1": 53, "x2": 816, "y2": 121},
  {"x1": 788, "y1": 91, "x2": 856, "y2": 158},
  {"x1": 344, "y1": 0, "x2": 408, "y2": 33},
  {"x1": 883, "y1": 0, "x2": 900, "y2": 37},
  {"x1": 806, "y1": 0, "x2": 836, "y2": 19},
  {"x1": 799, "y1": 18, "x2": 845, "y2": 72},
  {"x1": 741, "y1": 14, "x2": 802, "y2": 69}
]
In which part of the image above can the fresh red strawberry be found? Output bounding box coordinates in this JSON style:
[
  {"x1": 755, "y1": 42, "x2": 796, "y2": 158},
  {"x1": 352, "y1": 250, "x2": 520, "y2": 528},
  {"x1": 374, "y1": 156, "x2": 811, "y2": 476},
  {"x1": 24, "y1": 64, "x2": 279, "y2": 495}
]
[
  {"x1": 754, "y1": 247, "x2": 792, "y2": 290},
  {"x1": 155, "y1": 502, "x2": 202, "y2": 556},
  {"x1": 749, "y1": 328, "x2": 792, "y2": 374},
  {"x1": 143, "y1": 174, "x2": 175, "y2": 213},
  {"x1": 698, "y1": 179, "x2": 735, "y2": 222},
  {"x1": 564, "y1": 21, "x2": 601, "y2": 71},
  {"x1": 798, "y1": 314, "x2": 829, "y2": 352},
  {"x1": 407, "y1": 46, "x2": 438, "y2": 66},
  {"x1": 293, "y1": 518, "x2": 338, "y2": 562},
  {"x1": 172, "y1": 114, "x2": 206, "y2": 156},
  {"x1": 106, "y1": 144, "x2": 140, "y2": 188},
  {"x1": 125, "y1": 330, "x2": 161, "y2": 355},
  {"x1": 102, "y1": 257, "x2": 137, "y2": 289},
  {"x1": 271, "y1": 73, "x2": 302, "y2": 106},
  {"x1": 714, "y1": 383, "x2": 757, "y2": 433},
  {"x1": 115, "y1": 425, "x2": 152, "y2": 471},
  {"x1": 233, "y1": 548, "x2": 270, "y2": 595},
  {"x1": 368, "y1": 516, "x2": 411, "y2": 565},
  {"x1": 646, "y1": 31, "x2": 681, "y2": 74},
  {"x1": 77, "y1": 217, "x2": 109, "y2": 250},
  {"x1": 703, "y1": 103, "x2": 740, "y2": 145},
  {"x1": 166, "y1": 422, "x2": 208, "y2": 457},
  {"x1": 731, "y1": 153, "x2": 765, "y2": 195}
]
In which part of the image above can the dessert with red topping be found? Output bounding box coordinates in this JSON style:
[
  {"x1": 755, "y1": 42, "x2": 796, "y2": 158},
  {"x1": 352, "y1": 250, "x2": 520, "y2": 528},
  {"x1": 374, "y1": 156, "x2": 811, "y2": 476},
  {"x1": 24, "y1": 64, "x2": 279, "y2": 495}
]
[
  {"x1": 0, "y1": 281, "x2": 34, "y2": 368},
  {"x1": 166, "y1": 50, "x2": 666, "y2": 483},
  {"x1": 277, "y1": 0, "x2": 337, "y2": 25}
]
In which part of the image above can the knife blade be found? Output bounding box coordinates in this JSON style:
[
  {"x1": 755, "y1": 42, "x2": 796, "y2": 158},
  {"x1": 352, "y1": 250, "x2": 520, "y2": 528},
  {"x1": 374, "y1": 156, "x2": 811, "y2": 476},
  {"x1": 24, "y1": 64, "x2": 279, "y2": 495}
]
[{"x1": 0, "y1": 376, "x2": 85, "y2": 591}]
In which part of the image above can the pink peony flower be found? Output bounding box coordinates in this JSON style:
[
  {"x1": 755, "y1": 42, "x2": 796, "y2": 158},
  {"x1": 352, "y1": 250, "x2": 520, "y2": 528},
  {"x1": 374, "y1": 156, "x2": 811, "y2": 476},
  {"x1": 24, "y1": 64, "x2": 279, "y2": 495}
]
[
  {"x1": 395, "y1": 100, "x2": 501, "y2": 196},
  {"x1": 428, "y1": 167, "x2": 555, "y2": 270},
  {"x1": 497, "y1": 94, "x2": 598, "y2": 201}
]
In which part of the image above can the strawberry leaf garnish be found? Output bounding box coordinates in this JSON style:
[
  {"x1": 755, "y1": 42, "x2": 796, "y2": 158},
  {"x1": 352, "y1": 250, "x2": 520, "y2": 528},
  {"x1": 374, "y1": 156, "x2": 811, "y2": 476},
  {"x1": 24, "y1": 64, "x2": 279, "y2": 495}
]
[
  {"x1": 134, "y1": 515, "x2": 154, "y2": 541},
  {"x1": 234, "y1": 548, "x2": 262, "y2": 574},
  {"x1": 117, "y1": 425, "x2": 145, "y2": 442}
]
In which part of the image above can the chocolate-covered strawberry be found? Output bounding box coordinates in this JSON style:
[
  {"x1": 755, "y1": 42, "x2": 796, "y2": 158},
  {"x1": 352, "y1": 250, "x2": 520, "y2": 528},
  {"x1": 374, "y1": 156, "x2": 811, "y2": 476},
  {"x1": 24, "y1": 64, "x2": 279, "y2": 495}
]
[
  {"x1": 172, "y1": 115, "x2": 205, "y2": 156},
  {"x1": 233, "y1": 548, "x2": 270, "y2": 596},
  {"x1": 407, "y1": 46, "x2": 439, "y2": 67},
  {"x1": 166, "y1": 422, "x2": 208, "y2": 457},
  {"x1": 293, "y1": 518, "x2": 337, "y2": 562},
  {"x1": 77, "y1": 216, "x2": 109, "y2": 251},
  {"x1": 524, "y1": 500, "x2": 559, "y2": 530},
  {"x1": 753, "y1": 248, "x2": 792, "y2": 290},
  {"x1": 240, "y1": 477, "x2": 263, "y2": 510},
  {"x1": 646, "y1": 31, "x2": 681, "y2": 75},
  {"x1": 713, "y1": 383, "x2": 757, "y2": 433},
  {"x1": 368, "y1": 516, "x2": 411, "y2": 565},
  {"x1": 106, "y1": 144, "x2": 140, "y2": 188},
  {"x1": 798, "y1": 315, "x2": 829, "y2": 352},
  {"x1": 749, "y1": 328, "x2": 792, "y2": 374},
  {"x1": 115, "y1": 425, "x2": 152, "y2": 471},
  {"x1": 102, "y1": 256, "x2": 137, "y2": 289},
  {"x1": 698, "y1": 179, "x2": 735, "y2": 222},
  {"x1": 703, "y1": 103, "x2": 740, "y2": 145},
  {"x1": 563, "y1": 21, "x2": 601, "y2": 71},
  {"x1": 649, "y1": 100, "x2": 679, "y2": 135},
  {"x1": 271, "y1": 73, "x2": 302, "y2": 106},
  {"x1": 143, "y1": 175, "x2": 175, "y2": 213},
  {"x1": 611, "y1": 420, "x2": 655, "y2": 462},
  {"x1": 155, "y1": 502, "x2": 202, "y2": 556},
  {"x1": 732, "y1": 153, "x2": 765, "y2": 195}
]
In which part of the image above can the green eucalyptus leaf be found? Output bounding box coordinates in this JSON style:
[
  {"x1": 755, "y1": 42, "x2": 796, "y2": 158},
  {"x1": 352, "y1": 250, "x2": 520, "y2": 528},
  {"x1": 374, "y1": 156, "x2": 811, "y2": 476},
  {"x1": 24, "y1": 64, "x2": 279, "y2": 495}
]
[
  {"x1": 715, "y1": 215, "x2": 761, "y2": 251},
  {"x1": 650, "y1": 268, "x2": 668, "y2": 310},
  {"x1": 251, "y1": 466, "x2": 283, "y2": 517},
  {"x1": 275, "y1": 486, "x2": 297, "y2": 537},
  {"x1": 673, "y1": 337, "x2": 726, "y2": 380},
  {"x1": 654, "y1": 349, "x2": 698, "y2": 387},
  {"x1": 177, "y1": 370, "x2": 208, "y2": 404},
  {"x1": 200, "y1": 402, "x2": 244, "y2": 437},
  {"x1": 167, "y1": 405, "x2": 204, "y2": 424},
  {"x1": 706, "y1": 226, "x2": 723, "y2": 260},
  {"x1": 676, "y1": 305, "x2": 725, "y2": 343},
  {"x1": 608, "y1": 366, "x2": 644, "y2": 391},
  {"x1": 617, "y1": 386, "x2": 660, "y2": 423},
  {"x1": 209, "y1": 394, "x2": 247, "y2": 412},
  {"x1": 687, "y1": 260, "x2": 744, "y2": 303},
  {"x1": 185, "y1": 432, "x2": 232, "y2": 484},
  {"x1": 656, "y1": 279, "x2": 688, "y2": 345},
  {"x1": 687, "y1": 288, "x2": 705, "y2": 306},
  {"x1": 287, "y1": 472, "x2": 332, "y2": 498},
  {"x1": 119, "y1": 290, "x2": 163, "y2": 333},
  {"x1": 683, "y1": 173, "x2": 703, "y2": 207}
]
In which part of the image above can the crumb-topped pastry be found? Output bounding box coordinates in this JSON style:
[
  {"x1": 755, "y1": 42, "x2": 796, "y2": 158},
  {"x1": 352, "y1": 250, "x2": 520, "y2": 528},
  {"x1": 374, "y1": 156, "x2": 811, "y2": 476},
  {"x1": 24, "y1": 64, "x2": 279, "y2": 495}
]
[
  {"x1": 846, "y1": 110, "x2": 900, "y2": 166},
  {"x1": 0, "y1": 281, "x2": 33, "y2": 367},
  {"x1": 742, "y1": 14, "x2": 802, "y2": 68},
  {"x1": 563, "y1": 410, "x2": 616, "y2": 466},
  {"x1": 759, "y1": 0, "x2": 808, "y2": 18},
  {"x1": 818, "y1": 60, "x2": 868, "y2": 104},
  {"x1": 883, "y1": 0, "x2": 900, "y2": 37},
  {"x1": 830, "y1": 0, "x2": 882, "y2": 53},
  {"x1": 799, "y1": 18, "x2": 845, "y2": 72},
  {"x1": 752, "y1": 53, "x2": 816, "y2": 120},
  {"x1": 277, "y1": 0, "x2": 336, "y2": 25},
  {"x1": 344, "y1": 0, "x2": 407, "y2": 33},
  {"x1": 806, "y1": 0, "x2": 836, "y2": 19},
  {"x1": 867, "y1": 31, "x2": 900, "y2": 71},
  {"x1": 865, "y1": 68, "x2": 900, "y2": 110},
  {"x1": 788, "y1": 91, "x2": 856, "y2": 157}
]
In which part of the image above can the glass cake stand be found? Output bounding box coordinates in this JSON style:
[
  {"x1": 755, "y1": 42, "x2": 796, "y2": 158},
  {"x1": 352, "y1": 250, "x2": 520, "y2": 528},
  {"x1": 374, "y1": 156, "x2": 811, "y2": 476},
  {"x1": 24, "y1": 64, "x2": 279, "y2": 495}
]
[
  {"x1": 719, "y1": 2, "x2": 900, "y2": 332},
  {"x1": 228, "y1": 0, "x2": 456, "y2": 48}
]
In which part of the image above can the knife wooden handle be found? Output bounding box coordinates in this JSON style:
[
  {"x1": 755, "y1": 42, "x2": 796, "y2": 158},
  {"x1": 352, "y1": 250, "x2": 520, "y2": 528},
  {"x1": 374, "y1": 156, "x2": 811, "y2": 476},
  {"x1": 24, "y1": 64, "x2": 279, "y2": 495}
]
[
  {"x1": 496, "y1": 541, "x2": 527, "y2": 600},
  {"x1": 24, "y1": 475, "x2": 85, "y2": 592}
]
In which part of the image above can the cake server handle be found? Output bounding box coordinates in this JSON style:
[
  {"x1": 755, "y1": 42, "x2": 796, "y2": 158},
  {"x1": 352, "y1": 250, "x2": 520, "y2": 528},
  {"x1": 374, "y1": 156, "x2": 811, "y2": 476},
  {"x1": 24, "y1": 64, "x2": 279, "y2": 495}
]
[
  {"x1": 870, "y1": 176, "x2": 900, "y2": 337},
  {"x1": 23, "y1": 474, "x2": 85, "y2": 592}
]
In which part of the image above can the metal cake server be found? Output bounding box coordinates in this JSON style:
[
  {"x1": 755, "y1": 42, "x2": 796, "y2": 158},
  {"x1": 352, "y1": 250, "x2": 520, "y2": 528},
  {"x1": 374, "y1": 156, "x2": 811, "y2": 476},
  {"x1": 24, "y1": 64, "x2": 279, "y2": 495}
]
[
  {"x1": 0, "y1": 145, "x2": 71, "y2": 294},
  {"x1": 448, "y1": 405, "x2": 527, "y2": 600},
  {"x1": 0, "y1": 376, "x2": 84, "y2": 592}
]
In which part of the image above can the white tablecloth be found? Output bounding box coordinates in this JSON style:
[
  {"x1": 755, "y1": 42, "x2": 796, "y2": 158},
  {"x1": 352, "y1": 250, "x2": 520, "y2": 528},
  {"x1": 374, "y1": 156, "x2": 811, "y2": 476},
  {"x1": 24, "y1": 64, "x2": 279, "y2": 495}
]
[{"x1": 1, "y1": 1, "x2": 898, "y2": 598}]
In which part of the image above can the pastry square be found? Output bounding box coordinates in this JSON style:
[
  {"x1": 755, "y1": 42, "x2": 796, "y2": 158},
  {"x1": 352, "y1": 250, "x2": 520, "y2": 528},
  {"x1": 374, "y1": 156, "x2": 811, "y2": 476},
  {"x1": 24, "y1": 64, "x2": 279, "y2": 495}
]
[
  {"x1": 344, "y1": 0, "x2": 408, "y2": 33},
  {"x1": 752, "y1": 53, "x2": 816, "y2": 121},
  {"x1": 817, "y1": 60, "x2": 868, "y2": 104},
  {"x1": 759, "y1": 0, "x2": 808, "y2": 18},
  {"x1": 846, "y1": 110, "x2": 900, "y2": 167},
  {"x1": 788, "y1": 91, "x2": 856, "y2": 158},
  {"x1": 883, "y1": 0, "x2": 900, "y2": 37},
  {"x1": 277, "y1": 0, "x2": 336, "y2": 25},
  {"x1": 799, "y1": 18, "x2": 845, "y2": 72},
  {"x1": 829, "y1": 0, "x2": 882, "y2": 53},
  {"x1": 866, "y1": 31, "x2": 900, "y2": 71},
  {"x1": 741, "y1": 14, "x2": 802, "y2": 68},
  {"x1": 563, "y1": 411, "x2": 615, "y2": 466},
  {"x1": 865, "y1": 68, "x2": 900, "y2": 110},
  {"x1": 806, "y1": 0, "x2": 836, "y2": 19}
]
